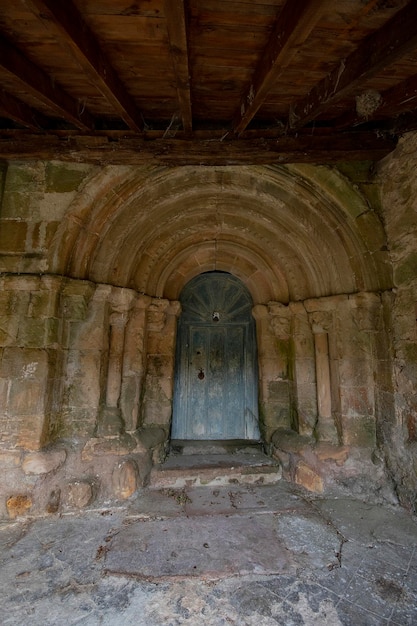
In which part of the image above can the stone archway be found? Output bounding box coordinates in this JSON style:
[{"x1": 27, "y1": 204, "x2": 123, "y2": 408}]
[{"x1": 0, "y1": 160, "x2": 397, "y2": 516}]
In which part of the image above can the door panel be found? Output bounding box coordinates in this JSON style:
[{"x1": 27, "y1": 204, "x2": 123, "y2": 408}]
[{"x1": 171, "y1": 272, "x2": 260, "y2": 440}]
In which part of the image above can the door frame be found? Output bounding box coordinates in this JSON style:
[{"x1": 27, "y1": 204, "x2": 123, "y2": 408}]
[{"x1": 171, "y1": 271, "x2": 260, "y2": 441}]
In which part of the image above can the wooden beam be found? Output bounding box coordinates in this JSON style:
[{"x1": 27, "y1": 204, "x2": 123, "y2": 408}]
[
  {"x1": 0, "y1": 36, "x2": 94, "y2": 130},
  {"x1": 30, "y1": 0, "x2": 144, "y2": 132},
  {"x1": 164, "y1": 0, "x2": 192, "y2": 134},
  {"x1": 232, "y1": 0, "x2": 329, "y2": 135},
  {"x1": 0, "y1": 90, "x2": 47, "y2": 130},
  {"x1": 289, "y1": 1, "x2": 417, "y2": 130},
  {"x1": 376, "y1": 74, "x2": 417, "y2": 118},
  {"x1": 0, "y1": 130, "x2": 397, "y2": 166},
  {"x1": 333, "y1": 73, "x2": 417, "y2": 131}
]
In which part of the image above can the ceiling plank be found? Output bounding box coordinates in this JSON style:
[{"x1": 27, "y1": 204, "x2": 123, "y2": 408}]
[
  {"x1": 0, "y1": 36, "x2": 94, "y2": 130},
  {"x1": 0, "y1": 130, "x2": 397, "y2": 166},
  {"x1": 232, "y1": 0, "x2": 330, "y2": 135},
  {"x1": 164, "y1": 0, "x2": 192, "y2": 134},
  {"x1": 30, "y1": 0, "x2": 144, "y2": 132},
  {"x1": 289, "y1": 1, "x2": 417, "y2": 130},
  {"x1": 0, "y1": 90, "x2": 47, "y2": 130}
]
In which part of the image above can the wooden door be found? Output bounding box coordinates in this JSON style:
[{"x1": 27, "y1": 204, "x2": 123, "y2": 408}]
[{"x1": 171, "y1": 272, "x2": 260, "y2": 440}]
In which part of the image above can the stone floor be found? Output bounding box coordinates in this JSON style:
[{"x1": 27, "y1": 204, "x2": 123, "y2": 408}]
[{"x1": 1, "y1": 480, "x2": 417, "y2": 625}]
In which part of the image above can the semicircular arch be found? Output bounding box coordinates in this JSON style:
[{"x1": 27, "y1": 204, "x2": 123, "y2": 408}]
[{"x1": 48, "y1": 164, "x2": 392, "y2": 304}]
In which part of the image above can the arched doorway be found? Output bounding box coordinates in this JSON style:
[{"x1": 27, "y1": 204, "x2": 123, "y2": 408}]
[{"x1": 171, "y1": 272, "x2": 260, "y2": 441}]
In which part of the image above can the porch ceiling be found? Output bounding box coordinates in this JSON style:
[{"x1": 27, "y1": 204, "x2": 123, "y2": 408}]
[{"x1": 0, "y1": 1, "x2": 416, "y2": 165}]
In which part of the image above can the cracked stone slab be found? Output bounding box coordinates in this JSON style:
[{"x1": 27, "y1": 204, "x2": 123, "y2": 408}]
[
  {"x1": 314, "y1": 498, "x2": 417, "y2": 545},
  {"x1": 105, "y1": 510, "x2": 341, "y2": 580}
]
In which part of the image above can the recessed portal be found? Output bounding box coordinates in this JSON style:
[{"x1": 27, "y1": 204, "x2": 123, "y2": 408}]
[{"x1": 171, "y1": 272, "x2": 260, "y2": 441}]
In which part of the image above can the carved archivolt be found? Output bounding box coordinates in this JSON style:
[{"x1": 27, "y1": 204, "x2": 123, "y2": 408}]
[{"x1": 49, "y1": 165, "x2": 391, "y2": 305}]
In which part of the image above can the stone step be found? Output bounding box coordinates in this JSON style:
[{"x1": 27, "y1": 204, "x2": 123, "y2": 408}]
[
  {"x1": 149, "y1": 450, "x2": 282, "y2": 489},
  {"x1": 169, "y1": 439, "x2": 264, "y2": 456}
]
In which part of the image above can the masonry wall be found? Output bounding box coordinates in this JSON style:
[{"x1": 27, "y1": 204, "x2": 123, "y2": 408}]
[
  {"x1": 0, "y1": 154, "x2": 413, "y2": 517},
  {"x1": 378, "y1": 133, "x2": 417, "y2": 510}
]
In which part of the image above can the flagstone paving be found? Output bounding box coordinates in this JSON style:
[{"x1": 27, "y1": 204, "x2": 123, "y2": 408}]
[{"x1": 1, "y1": 482, "x2": 416, "y2": 625}]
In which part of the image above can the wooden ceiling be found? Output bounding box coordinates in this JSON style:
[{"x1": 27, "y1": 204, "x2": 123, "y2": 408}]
[{"x1": 0, "y1": 0, "x2": 416, "y2": 165}]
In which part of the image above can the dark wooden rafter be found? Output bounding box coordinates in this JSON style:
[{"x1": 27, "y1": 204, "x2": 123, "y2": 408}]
[
  {"x1": 29, "y1": 0, "x2": 144, "y2": 132},
  {"x1": 289, "y1": 0, "x2": 417, "y2": 130},
  {"x1": 0, "y1": 129, "x2": 397, "y2": 166},
  {"x1": 164, "y1": 0, "x2": 192, "y2": 134},
  {"x1": 332, "y1": 72, "x2": 417, "y2": 131},
  {"x1": 0, "y1": 90, "x2": 47, "y2": 130},
  {"x1": 233, "y1": 0, "x2": 330, "y2": 135},
  {"x1": 0, "y1": 36, "x2": 94, "y2": 130}
]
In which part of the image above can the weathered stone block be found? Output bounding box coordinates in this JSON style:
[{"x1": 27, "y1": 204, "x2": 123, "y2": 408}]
[
  {"x1": 17, "y1": 318, "x2": 58, "y2": 348},
  {"x1": 45, "y1": 162, "x2": 90, "y2": 193},
  {"x1": 271, "y1": 428, "x2": 314, "y2": 453},
  {"x1": 8, "y1": 379, "x2": 46, "y2": 415},
  {"x1": 338, "y1": 359, "x2": 372, "y2": 387},
  {"x1": 112, "y1": 459, "x2": 138, "y2": 499},
  {"x1": 0, "y1": 316, "x2": 18, "y2": 345},
  {"x1": 342, "y1": 416, "x2": 376, "y2": 447},
  {"x1": 314, "y1": 443, "x2": 349, "y2": 466},
  {"x1": 96, "y1": 406, "x2": 124, "y2": 437},
  {"x1": 28, "y1": 290, "x2": 60, "y2": 319},
  {"x1": 295, "y1": 461, "x2": 323, "y2": 493},
  {"x1": 136, "y1": 425, "x2": 167, "y2": 450},
  {"x1": 0, "y1": 220, "x2": 28, "y2": 253},
  {"x1": 0, "y1": 450, "x2": 21, "y2": 467},
  {"x1": 46, "y1": 489, "x2": 61, "y2": 514},
  {"x1": 22, "y1": 448, "x2": 66, "y2": 475},
  {"x1": 59, "y1": 407, "x2": 97, "y2": 438},
  {"x1": 17, "y1": 413, "x2": 48, "y2": 450},
  {"x1": 266, "y1": 380, "x2": 291, "y2": 404},
  {"x1": 63, "y1": 350, "x2": 102, "y2": 408},
  {"x1": 294, "y1": 357, "x2": 316, "y2": 384},
  {"x1": 6, "y1": 494, "x2": 32, "y2": 518},
  {"x1": 339, "y1": 386, "x2": 374, "y2": 417},
  {"x1": 81, "y1": 434, "x2": 136, "y2": 460},
  {"x1": 64, "y1": 481, "x2": 94, "y2": 509},
  {"x1": 259, "y1": 356, "x2": 289, "y2": 380}
]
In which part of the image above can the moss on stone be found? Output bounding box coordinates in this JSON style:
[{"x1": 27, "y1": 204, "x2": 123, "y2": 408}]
[{"x1": 45, "y1": 163, "x2": 89, "y2": 193}]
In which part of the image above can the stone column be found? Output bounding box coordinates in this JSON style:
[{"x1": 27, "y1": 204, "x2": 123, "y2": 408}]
[
  {"x1": 314, "y1": 333, "x2": 332, "y2": 433},
  {"x1": 120, "y1": 294, "x2": 151, "y2": 432},
  {"x1": 141, "y1": 299, "x2": 181, "y2": 431},
  {"x1": 253, "y1": 303, "x2": 292, "y2": 441},
  {"x1": 308, "y1": 309, "x2": 339, "y2": 444},
  {"x1": 97, "y1": 312, "x2": 127, "y2": 436},
  {"x1": 289, "y1": 301, "x2": 317, "y2": 436},
  {"x1": 97, "y1": 288, "x2": 135, "y2": 437}
]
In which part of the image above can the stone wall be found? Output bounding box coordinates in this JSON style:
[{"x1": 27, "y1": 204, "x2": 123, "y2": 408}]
[
  {"x1": 0, "y1": 154, "x2": 410, "y2": 516},
  {"x1": 0, "y1": 274, "x2": 176, "y2": 518},
  {"x1": 378, "y1": 133, "x2": 417, "y2": 510}
]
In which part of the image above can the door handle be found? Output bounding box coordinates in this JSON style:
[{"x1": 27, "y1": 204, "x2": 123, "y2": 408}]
[{"x1": 198, "y1": 368, "x2": 205, "y2": 380}]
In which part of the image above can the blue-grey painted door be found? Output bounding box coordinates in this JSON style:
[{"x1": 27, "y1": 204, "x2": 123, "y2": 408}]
[{"x1": 171, "y1": 272, "x2": 260, "y2": 440}]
